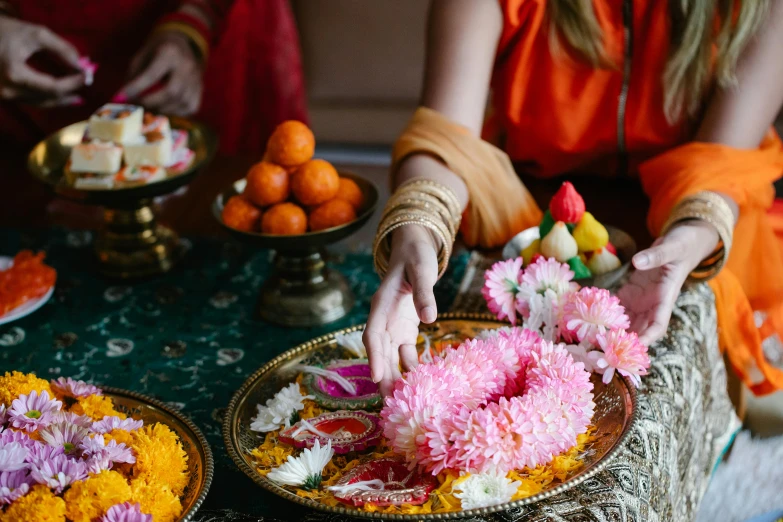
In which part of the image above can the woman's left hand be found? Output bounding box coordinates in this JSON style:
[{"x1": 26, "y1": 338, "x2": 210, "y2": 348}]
[
  {"x1": 617, "y1": 221, "x2": 719, "y2": 346},
  {"x1": 119, "y1": 31, "x2": 203, "y2": 116}
]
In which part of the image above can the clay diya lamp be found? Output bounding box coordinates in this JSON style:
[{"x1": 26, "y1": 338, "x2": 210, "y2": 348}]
[
  {"x1": 330, "y1": 457, "x2": 437, "y2": 507},
  {"x1": 302, "y1": 359, "x2": 381, "y2": 411},
  {"x1": 278, "y1": 410, "x2": 381, "y2": 454}
]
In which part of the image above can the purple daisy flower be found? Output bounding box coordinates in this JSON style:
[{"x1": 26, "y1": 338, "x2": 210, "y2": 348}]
[
  {"x1": 0, "y1": 470, "x2": 32, "y2": 505},
  {"x1": 50, "y1": 377, "x2": 102, "y2": 399},
  {"x1": 26, "y1": 441, "x2": 64, "y2": 464},
  {"x1": 30, "y1": 453, "x2": 87, "y2": 493},
  {"x1": 0, "y1": 442, "x2": 28, "y2": 472},
  {"x1": 51, "y1": 411, "x2": 93, "y2": 429},
  {"x1": 0, "y1": 404, "x2": 6, "y2": 426},
  {"x1": 101, "y1": 502, "x2": 152, "y2": 522},
  {"x1": 92, "y1": 416, "x2": 143, "y2": 434},
  {"x1": 80, "y1": 435, "x2": 135, "y2": 472},
  {"x1": 0, "y1": 429, "x2": 31, "y2": 445},
  {"x1": 40, "y1": 421, "x2": 90, "y2": 455},
  {"x1": 8, "y1": 390, "x2": 62, "y2": 432}
]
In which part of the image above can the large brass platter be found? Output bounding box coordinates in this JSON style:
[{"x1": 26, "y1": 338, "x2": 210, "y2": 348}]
[
  {"x1": 103, "y1": 387, "x2": 214, "y2": 522},
  {"x1": 224, "y1": 313, "x2": 638, "y2": 520},
  {"x1": 27, "y1": 116, "x2": 217, "y2": 206}
]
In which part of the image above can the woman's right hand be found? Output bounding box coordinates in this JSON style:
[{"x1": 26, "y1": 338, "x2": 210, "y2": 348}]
[
  {"x1": 0, "y1": 16, "x2": 84, "y2": 106},
  {"x1": 363, "y1": 224, "x2": 441, "y2": 396}
]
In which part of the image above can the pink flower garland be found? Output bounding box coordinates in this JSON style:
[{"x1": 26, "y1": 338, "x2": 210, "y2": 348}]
[{"x1": 381, "y1": 328, "x2": 594, "y2": 475}]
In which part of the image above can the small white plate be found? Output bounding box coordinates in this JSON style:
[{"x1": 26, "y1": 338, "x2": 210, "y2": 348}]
[{"x1": 0, "y1": 256, "x2": 55, "y2": 326}]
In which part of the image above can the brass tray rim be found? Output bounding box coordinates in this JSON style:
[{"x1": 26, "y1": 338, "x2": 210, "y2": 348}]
[
  {"x1": 102, "y1": 386, "x2": 215, "y2": 522},
  {"x1": 223, "y1": 312, "x2": 640, "y2": 520}
]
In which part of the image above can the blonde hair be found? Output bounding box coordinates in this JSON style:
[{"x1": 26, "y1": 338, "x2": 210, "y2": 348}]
[{"x1": 548, "y1": 0, "x2": 769, "y2": 122}]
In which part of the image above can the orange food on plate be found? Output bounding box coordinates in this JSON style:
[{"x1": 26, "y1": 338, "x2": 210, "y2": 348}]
[
  {"x1": 291, "y1": 159, "x2": 340, "y2": 206},
  {"x1": 244, "y1": 161, "x2": 289, "y2": 207},
  {"x1": 265, "y1": 120, "x2": 315, "y2": 168},
  {"x1": 0, "y1": 251, "x2": 57, "y2": 316},
  {"x1": 222, "y1": 195, "x2": 262, "y2": 232},
  {"x1": 334, "y1": 177, "x2": 364, "y2": 210},
  {"x1": 309, "y1": 199, "x2": 357, "y2": 231},
  {"x1": 261, "y1": 202, "x2": 308, "y2": 235}
]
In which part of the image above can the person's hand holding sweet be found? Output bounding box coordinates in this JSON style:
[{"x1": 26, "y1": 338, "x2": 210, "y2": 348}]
[
  {"x1": 0, "y1": 16, "x2": 85, "y2": 107},
  {"x1": 119, "y1": 31, "x2": 203, "y2": 116},
  {"x1": 617, "y1": 220, "x2": 719, "y2": 346}
]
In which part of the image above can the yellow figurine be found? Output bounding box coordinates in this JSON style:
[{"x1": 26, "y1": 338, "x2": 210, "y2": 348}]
[
  {"x1": 587, "y1": 247, "x2": 622, "y2": 275},
  {"x1": 540, "y1": 222, "x2": 578, "y2": 262},
  {"x1": 521, "y1": 239, "x2": 540, "y2": 266},
  {"x1": 572, "y1": 212, "x2": 609, "y2": 252}
]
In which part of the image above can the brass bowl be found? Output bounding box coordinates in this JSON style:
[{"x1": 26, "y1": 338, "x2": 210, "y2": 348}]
[
  {"x1": 502, "y1": 225, "x2": 637, "y2": 289},
  {"x1": 27, "y1": 117, "x2": 218, "y2": 279},
  {"x1": 212, "y1": 172, "x2": 379, "y2": 327},
  {"x1": 102, "y1": 387, "x2": 214, "y2": 522},
  {"x1": 224, "y1": 313, "x2": 639, "y2": 520}
]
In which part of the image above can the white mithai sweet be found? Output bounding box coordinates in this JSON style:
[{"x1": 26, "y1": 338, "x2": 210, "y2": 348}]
[
  {"x1": 87, "y1": 104, "x2": 143, "y2": 143},
  {"x1": 73, "y1": 174, "x2": 114, "y2": 190},
  {"x1": 587, "y1": 247, "x2": 622, "y2": 275},
  {"x1": 69, "y1": 140, "x2": 123, "y2": 174},
  {"x1": 123, "y1": 130, "x2": 173, "y2": 167},
  {"x1": 540, "y1": 221, "x2": 578, "y2": 262},
  {"x1": 142, "y1": 113, "x2": 171, "y2": 135},
  {"x1": 115, "y1": 165, "x2": 166, "y2": 185}
]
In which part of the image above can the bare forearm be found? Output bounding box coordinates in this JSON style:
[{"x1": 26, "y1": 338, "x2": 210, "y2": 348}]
[{"x1": 394, "y1": 0, "x2": 502, "y2": 211}]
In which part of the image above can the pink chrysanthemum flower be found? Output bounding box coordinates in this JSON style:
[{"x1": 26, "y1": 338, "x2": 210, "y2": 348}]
[
  {"x1": 0, "y1": 470, "x2": 31, "y2": 504},
  {"x1": 40, "y1": 421, "x2": 90, "y2": 455},
  {"x1": 591, "y1": 329, "x2": 650, "y2": 387},
  {"x1": 50, "y1": 377, "x2": 102, "y2": 399},
  {"x1": 80, "y1": 434, "x2": 135, "y2": 472},
  {"x1": 562, "y1": 288, "x2": 630, "y2": 345},
  {"x1": 29, "y1": 453, "x2": 87, "y2": 493},
  {"x1": 92, "y1": 416, "x2": 143, "y2": 434},
  {"x1": 0, "y1": 442, "x2": 28, "y2": 472},
  {"x1": 101, "y1": 502, "x2": 152, "y2": 522},
  {"x1": 482, "y1": 258, "x2": 523, "y2": 324},
  {"x1": 8, "y1": 390, "x2": 62, "y2": 432}
]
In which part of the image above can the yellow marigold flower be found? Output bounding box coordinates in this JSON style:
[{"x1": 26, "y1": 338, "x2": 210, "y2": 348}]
[
  {"x1": 0, "y1": 485, "x2": 66, "y2": 522},
  {"x1": 104, "y1": 429, "x2": 134, "y2": 447},
  {"x1": 0, "y1": 371, "x2": 52, "y2": 406},
  {"x1": 131, "y1": 423, "x2": 189, "y2": 497},
  {"x1": 70, "y1": 395, "x2": 126, "y2": 421},
  {"x1": 130, "y1": 478, "x2": 183, "y2": 522},
  {"x1": 63, "y1": 470, "x2": 132, "y2": 522}
]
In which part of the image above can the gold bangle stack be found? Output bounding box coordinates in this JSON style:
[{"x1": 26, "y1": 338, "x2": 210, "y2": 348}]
[
  {"x1": 661, "y1": 191, "x2": 734, "y2": 281},
  {"x1": 373, "y1": 179, "x2": 462, "y2": 279}
]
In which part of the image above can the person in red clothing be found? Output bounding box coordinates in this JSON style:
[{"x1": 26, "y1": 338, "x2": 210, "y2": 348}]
[{"x1": 0, "y1": 0, "x2": 306, "y2": 155}]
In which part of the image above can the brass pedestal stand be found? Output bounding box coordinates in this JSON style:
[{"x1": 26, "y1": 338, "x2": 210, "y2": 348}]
[
  {"x1": 27, "y1": 118, "x2": 217, "y2": 279},
  {"x1": 214, "y1": 172, "x2": 379, "y2": 327}
]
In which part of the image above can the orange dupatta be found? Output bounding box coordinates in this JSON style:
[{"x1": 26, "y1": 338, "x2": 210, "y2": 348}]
[{"x1": 640, "y1": 130, "x2": 783, "y2": 395}]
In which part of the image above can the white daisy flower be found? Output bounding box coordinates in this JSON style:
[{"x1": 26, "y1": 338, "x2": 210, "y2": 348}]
[
  {"x1": 250, "y1": 383, "x2": 312, "y2": 433},
  {"x1": 266, "y1": 439, "x2": 334, "y2": 490},
  {"x1": 334, "y1": 331, "x2": 366, "y2": 358},
  {"x1": 454, "y1": 471, "x2": 521, "y2": 510}
]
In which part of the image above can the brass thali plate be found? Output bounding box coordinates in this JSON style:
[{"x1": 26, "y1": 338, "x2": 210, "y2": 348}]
[
  {"x1": 224, "y1": 313, "x2": 638, "y2": 520},
  {"x1": 103, "y1": 387, "x2": 214, "y2": 522}
]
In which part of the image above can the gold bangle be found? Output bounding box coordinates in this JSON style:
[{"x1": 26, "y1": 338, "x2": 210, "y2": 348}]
[
  {"x1": 396, "y1": 179, "x2": 462, "y2": 220},
  {"x1": 373, "y1": 220, "x2": 450, "y2": 279},
  {"x1": 661, "y1": 191, "x2": 734, "y2": 281},
  {"x1": 154, "y1": 22, "x2": 210, "y2": 63}
]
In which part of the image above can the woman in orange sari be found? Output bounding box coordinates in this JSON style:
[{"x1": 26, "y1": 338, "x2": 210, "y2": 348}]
[{"x1": 366, "y1": 0, "x2": 783, "y2": 517}]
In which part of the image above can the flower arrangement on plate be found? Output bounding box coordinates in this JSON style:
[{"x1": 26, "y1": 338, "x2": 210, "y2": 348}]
[
  {"x1": 0, "y1": 372, "x2": 194, "y2": 522},
  {"x1": 243, "y1": 257, "x2": 649, "y2": 517}
]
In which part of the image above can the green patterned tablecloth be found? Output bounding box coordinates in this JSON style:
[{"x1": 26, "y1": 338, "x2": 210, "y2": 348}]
[{"x1": 0, "y1": 228, "x2": 466, "y2": 520}]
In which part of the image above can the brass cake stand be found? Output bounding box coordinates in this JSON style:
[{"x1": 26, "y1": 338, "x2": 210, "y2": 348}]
[
  {"x1": 27, "y1": 117, "x2": 218, "y2": 279},
  {"x1": 212, "y1": 172, "x2": 379, "y2": 327}
]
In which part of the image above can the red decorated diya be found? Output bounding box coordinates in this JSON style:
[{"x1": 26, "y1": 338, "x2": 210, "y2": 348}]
[
  {"x1": 331, "y1": 457, "x2": 437, "y2": 507},
  {"x1": 278, "y1": 410, "x2": 381, "y2": 454},
  {"x1": 302, "y1": 359, "x2": 381, "y2": 410}
]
